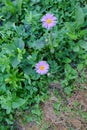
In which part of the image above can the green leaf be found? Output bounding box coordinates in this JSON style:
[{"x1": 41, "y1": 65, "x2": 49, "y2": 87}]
[
  {"x1": 65, "y1": 22, "x2": 75, "y2": 32},
  {"x1": 73, "y1": 45, "x2": 79, "y2": 52},
  {"x1": 77, "y1": 63, "x2": 84, "y2": 71},
  {"x1": 10, "y1": 57, "x2": 20, "y2": 68},
  {"x1": 75, "y1": 6, "x2": 84, "y2": 27},
  {"x1": 64, "y1": 87, "x2": 72, "y2": 95},
  {"x1": 53, "y1": 102, "x2": 61, "y2": 110},
  {"x1": 5, "y1": 118, "x2": 13, "y2": 125},
  {"x1": 79, "y1": 40, "x2": 87, "y2": 51},
  {"x1": 49, "y1": 60, "x2": 59, "y2": 73},
  {"x1": 24, "y1": 74, "x2": 31, "y2": 84},
  {"x1": 31, "y1": 109, "x2": 41, "y2": 116},
  {"x1": 14, "y1": 38, "x2": 25, "y2": 50},
  {"x1": 16, "y1": 0, "x2": 23, "y2": 14},
  {"x1": 65, "y1": 22, "x2": 78, "y2": 40},
  {"x1": 29, "y1": 37, "x2": 46, "y2": 50},
  {"x1": 3, "y1": 0, "x2": 16, "y2": 14},
  {"x1": 0, "y1": 95, "x2": 12, "y2": 114},
  {"x1": 67, "y1": 33, "x2": 78, "y2": 40},
  {"x1": 31, "y1": 105, "x2": 41, "y2": 116},
  {"x1": 12, "y1": 98, "x2": 26, "y2": 109},
  {"x1": 64, "y1": 58, "x2": 71, "y2": 63}
]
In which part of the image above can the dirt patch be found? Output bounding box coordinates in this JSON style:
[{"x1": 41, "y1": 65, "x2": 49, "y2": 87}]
[
  {"x1": 68, "y1": 90, "x2": 87, "y2": 111},
  {"x1": 14, "y1": 86, "x2": 87, "y2": 130},
  {"x1": 40, "y1": 89, "x2": 87, "y2": 130}
]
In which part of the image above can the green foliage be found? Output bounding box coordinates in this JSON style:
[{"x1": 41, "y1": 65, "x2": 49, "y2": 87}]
[{"x1": 0, "y1": 0, "x2": 87, "y2": 128}]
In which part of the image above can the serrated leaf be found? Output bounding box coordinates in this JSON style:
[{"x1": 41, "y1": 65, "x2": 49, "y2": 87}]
[
  {"x1": 64, "y1": 87, "x2": 72, "y2": 95},
  {"x1": 29, "y1": 37, "x2": 46, "y2": 50},
  {"x1": 14, "y1": 37, "x2": 25, "y2": 50},
  {"x1": 12, "y1": 98, "x2": 26, "y2": 109},
  {"x1": 10, "y1": 57, "x2": 20, "y2": 68}
]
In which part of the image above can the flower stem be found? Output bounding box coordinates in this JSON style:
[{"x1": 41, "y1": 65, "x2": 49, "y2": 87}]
[{"x1": 49, "y1": 31, "x2": 54, "y2": 53}]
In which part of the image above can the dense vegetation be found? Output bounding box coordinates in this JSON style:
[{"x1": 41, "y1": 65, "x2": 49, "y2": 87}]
[{"x1": 0, "y1": 0, "x2": 87, "y2": 129}]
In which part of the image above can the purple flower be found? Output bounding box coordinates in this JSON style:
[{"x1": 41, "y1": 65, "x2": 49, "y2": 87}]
[
  {"x1": 35, "y1": 61, "x2": 49, "y2": 75},
  {"x1": 41, "y1": 13, "x2": 57, "y2": 30}
]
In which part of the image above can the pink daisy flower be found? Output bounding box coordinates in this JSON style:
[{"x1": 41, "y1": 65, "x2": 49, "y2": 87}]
[
  {"x1": 35, "y1": 61, "x2": 49, "y2": 75},
  {"x1": 41, "y1": 13, "x2": 57, "y2": 30}
]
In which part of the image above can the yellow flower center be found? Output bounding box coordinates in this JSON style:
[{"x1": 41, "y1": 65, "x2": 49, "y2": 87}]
[
  {"x1": 40, "y1": 65, "x2": 45, "y2": 70},
  {"x1": 46, "y1": 19, "x2": 52, "y2": 24}
]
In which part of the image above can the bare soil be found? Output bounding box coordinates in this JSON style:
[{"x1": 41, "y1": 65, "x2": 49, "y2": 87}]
[{"x1": 14, "y1": 84, "x2": 87, "y2": 130}]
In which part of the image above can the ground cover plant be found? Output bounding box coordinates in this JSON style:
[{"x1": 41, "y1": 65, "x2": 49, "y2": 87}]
[{"x1": 0, "y1": 0, "x2": 87, "y2": 129}]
